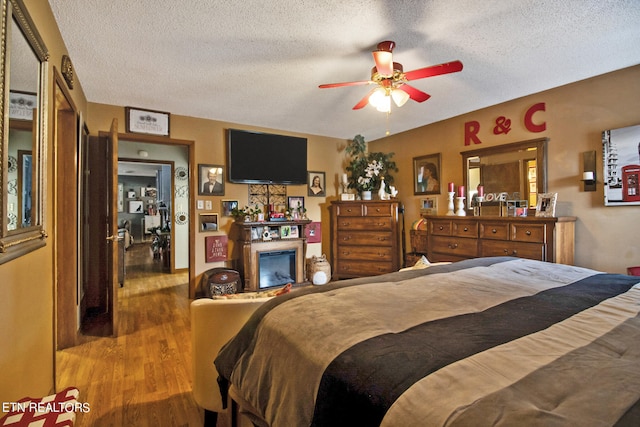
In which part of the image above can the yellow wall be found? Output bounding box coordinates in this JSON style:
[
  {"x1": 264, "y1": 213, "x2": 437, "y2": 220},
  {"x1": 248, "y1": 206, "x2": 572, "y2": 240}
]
[
  {"x1": 0, "y1": 0, "x2": 89, "y2": 405},
  {"x1": 369, "y1": 65, "x2": 640, "y2": 274},
  {"x1": 2, "y1": 0, "x2": 639, "y2": 409},
  {"x1": 86, "y1": 103, "x2": 346, "y2": 280}
]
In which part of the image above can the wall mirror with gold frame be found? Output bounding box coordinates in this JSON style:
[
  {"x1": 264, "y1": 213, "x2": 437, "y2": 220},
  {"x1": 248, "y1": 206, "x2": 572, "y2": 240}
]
[
  {"x1": 461, "y1": 138, "x2": 548, "y2": 212},
  {"x1": 1, "y1": 0, "x2": 49, "y2": 263}
]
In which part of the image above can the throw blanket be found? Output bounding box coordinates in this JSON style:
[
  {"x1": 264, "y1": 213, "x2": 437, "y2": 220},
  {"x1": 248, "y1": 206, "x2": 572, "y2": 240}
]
[{"x1": 215, "y1": 257, "x2": 640, "y2": 426}]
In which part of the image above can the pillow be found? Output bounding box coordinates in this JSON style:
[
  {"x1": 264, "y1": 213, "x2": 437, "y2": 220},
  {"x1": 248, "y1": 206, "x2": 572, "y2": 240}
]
[{"x1": 212, "y1": 283, "x2": 292, "y2": 299}]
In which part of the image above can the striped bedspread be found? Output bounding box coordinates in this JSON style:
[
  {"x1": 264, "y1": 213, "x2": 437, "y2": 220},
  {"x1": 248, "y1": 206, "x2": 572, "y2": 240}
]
[{"x1": 215, "y1": 257, "x2": 640, "y2": 426}]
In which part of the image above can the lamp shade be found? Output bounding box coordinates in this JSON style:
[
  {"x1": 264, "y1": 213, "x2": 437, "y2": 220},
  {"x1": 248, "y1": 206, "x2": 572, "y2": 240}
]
[
  {"x1": 368, "y1": 87, "x2": 387, "y2": 108},
  {"x1": 391, "y1": 88, "x2": 409, "y2": 107}
]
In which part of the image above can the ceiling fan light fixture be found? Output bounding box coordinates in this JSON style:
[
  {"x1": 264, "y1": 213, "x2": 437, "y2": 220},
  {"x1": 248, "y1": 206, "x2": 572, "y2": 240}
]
[
  {"x1": 391, "y1": 88, "x2": 410, "y2": 107},
  {"x1": 375, "y1": 96, "x2": 391, "y2": 113},
  {"x1": 368, "y1": 87, "x2": 387, "y2": 108}
]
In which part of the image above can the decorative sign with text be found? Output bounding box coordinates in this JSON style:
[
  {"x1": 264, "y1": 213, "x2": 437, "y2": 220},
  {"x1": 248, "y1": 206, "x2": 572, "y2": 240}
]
[
  {"x1": 205, "y1": 235, "x2": 228, "y2": 263},
  {"x1": 464, "y1": 102, "x2": 546, "y2": 145}
]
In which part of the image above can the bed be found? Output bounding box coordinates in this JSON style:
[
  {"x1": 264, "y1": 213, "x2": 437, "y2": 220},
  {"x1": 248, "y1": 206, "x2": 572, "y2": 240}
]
[{"x1": 214, "y1": 257, "x2": 640, "y2": 426}]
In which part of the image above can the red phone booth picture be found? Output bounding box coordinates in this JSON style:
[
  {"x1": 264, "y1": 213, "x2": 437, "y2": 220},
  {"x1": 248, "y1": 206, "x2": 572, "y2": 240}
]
[{"x1": 622, "y1": 165, "x2": 640, "y2": 202}]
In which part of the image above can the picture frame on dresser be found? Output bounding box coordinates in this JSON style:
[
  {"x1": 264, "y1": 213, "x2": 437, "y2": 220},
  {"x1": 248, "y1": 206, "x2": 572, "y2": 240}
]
[
  {"x1": 535, "y1": 192, "x2": 557, "y2": 217},
  {"x1": 420, "y1": 197, "x2": 438, "y2": 215},
  {"x1": 413, "y1": 153, "x2": 441, "y2": 195}
]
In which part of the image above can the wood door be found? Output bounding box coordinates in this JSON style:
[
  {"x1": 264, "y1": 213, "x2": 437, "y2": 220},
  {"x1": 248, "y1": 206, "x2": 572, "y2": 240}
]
[
  {"x1": 82, "y1": 119, "x2": 119, "y2": 337},
  {"x1": 107, "y1": 120, "x2": 119, "y2": 336}
]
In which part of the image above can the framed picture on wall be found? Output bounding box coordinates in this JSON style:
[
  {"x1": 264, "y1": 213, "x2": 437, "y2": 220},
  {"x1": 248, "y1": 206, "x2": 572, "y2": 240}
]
[
  {"x1": 198, "y1": 164, "x2": 225, "y2": 196},
  {"x1": 308, "y1": 171, "x2": 326, "y2": 196},
  {"x1": 199, "y1": 212, "x2": 219, "y2": 232},
  {"x1": 221, "y1": 200, "x2": 238, "y2": 216},
  {"x1": 413, "y1": 153, "x2": 441, "y2": 195},
  {"x1": 603, "y1": 124, "x2": 640, "y2": 206},
  {"x1": 125, "y1": 106, "x2": 170, "y2": 136}
]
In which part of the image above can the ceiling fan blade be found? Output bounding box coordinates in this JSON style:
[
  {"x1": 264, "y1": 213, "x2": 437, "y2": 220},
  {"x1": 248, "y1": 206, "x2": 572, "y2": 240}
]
[
  {"x1": 404, "y1": 60, "x2": 463, "y2": 81},
  {"x1": 353, "y1": 88, "x2": 376, "y2": 110},
  {"x1": 319, "y1": 80, "x2": 370, "y2": 89},
  {"x1": 397, "y1": 84, "x2": 431, "y2": 103},
  {"x1": 372, "y1": 50, "x2": 393, "y2": 77}
]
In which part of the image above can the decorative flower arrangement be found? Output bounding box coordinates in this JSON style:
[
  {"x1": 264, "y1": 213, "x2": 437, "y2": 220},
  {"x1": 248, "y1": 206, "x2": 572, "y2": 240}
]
[{"x1": 344, "y1": 134, "x2": 397, "y2": 194}]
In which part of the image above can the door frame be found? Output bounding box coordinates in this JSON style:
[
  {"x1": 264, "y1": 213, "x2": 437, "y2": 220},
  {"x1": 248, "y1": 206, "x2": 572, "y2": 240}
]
[
  {"x1": 112, "y1": 133, "x2": 196, "y2": 294},
  {"x1": 52, "y1": 68, "x2": 79, "y2": 350}
]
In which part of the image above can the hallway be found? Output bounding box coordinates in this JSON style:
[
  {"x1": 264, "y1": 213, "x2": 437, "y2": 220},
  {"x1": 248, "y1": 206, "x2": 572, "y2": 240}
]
[{"x1": 56, "y1": 243, "x2": 202, "y2": 426}]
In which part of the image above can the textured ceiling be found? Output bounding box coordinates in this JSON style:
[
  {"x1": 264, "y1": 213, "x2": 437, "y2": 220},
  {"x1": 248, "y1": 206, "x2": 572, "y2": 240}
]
[{"x1": 47, "y1": 0, "x2": 640, "y2": 141}]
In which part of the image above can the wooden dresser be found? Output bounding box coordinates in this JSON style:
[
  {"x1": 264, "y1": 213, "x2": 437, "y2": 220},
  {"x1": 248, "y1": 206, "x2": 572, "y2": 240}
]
[
  {"x1": 423, "y1": 215, "x2": 576, "y2": 264},
  {"x1": 331, "y1": 200, "x2": 401, "y2": 279}
]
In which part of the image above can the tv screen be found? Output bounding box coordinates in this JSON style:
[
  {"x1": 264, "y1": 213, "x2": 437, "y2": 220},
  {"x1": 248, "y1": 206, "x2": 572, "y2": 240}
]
[{"x1": 227, "y1": 129, "x2": 308, "y2": 185}]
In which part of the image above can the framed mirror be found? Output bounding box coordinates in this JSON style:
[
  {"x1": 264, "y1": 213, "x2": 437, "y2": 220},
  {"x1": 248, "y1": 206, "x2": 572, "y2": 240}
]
[
  {"x1": 1, "y1": 0, "x2": 49, "y2": 263},
  {"x1": 461, "y1": 138, "x2": 548, "y2": 212}
]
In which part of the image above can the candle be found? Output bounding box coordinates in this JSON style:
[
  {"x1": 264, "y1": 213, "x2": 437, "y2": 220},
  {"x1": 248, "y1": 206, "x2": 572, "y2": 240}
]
[
  {"x1": 448, "y1": 182, "x2": 455, "y2": 193},
  {"x1": 342, "y1": 173, "x2": 348, "y2": 184},
  {"x1": 477, "y1": 185, "x2": 484, "y2": 197},
  {"x1": 582, "y1": 171, "x2": 594, "y2": 181},
  {"x1": 458, "y1": 185, "x2": 465, "y2": 197}
]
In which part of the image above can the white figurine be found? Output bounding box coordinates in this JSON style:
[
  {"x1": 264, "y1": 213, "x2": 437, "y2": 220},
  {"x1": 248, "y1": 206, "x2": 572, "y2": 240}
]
[
  {"x1": 378, "y1": 177, "x2": 389, "y2": 200},
  {"x1": 389, "y1": 186, "x2": 398, "y2": 198}
]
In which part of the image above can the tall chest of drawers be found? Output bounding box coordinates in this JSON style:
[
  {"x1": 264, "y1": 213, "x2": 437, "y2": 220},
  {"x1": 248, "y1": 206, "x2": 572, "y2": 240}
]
[
  {"x1": 331, "y1": 200, "x2": 401, "y2": 279},
  {"x1": 424, "y1": 215, "x2": 576, "y2": 265}
]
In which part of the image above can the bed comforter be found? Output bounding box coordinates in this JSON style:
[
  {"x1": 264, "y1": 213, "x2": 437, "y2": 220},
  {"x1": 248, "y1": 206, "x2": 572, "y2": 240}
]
[{"x1": 215, "y1": 257, "x2": 640, "y2": 426}]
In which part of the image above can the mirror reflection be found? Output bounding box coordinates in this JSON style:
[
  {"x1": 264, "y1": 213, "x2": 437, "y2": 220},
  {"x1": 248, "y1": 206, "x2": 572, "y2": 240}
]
[
  {"x1": 462, "y1": 138, "x2": 548, "y2": 211},
  {"x1": 7, "y1": 16, "x2": 39, "y2": 231},
  {"x1": 1, "y1": 0, "x2": 48, "y2": 263}
]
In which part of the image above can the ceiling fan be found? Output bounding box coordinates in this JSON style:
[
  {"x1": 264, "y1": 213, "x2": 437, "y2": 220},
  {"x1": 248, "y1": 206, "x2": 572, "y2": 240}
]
[{"x1": 319, "y1": 41, "x2": 463, "y2": 112}]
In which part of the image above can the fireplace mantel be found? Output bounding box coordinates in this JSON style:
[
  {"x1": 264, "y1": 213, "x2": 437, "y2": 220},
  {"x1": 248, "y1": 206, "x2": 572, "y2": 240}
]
[{"x1": 232, "y1": 219, "x2": 311, "y2": 291}]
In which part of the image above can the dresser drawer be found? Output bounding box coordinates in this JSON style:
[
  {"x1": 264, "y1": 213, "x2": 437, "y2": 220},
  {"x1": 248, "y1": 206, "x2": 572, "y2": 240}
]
[
  {"x1": 479, "y1": 222, "x2": 509, "y2": 240},
  {"x1": 510, "y1": 223, "x2": 546, "y2": 243},
  {"x1": 337, "y1": 216, "x2": 393, "y2": 231},
  {"x1": 363, "y1": 203, "x2": 393, "y2": 217},
  {"x1": 430, "y1": 219, "x2": 452, "y2": 236},
  {"x1": 335, "y1": 203, "x2": 363, "y2": 216},
  {"x1": 337, "y1": 245, "x2": 394, "y2": 261},
  {"x1": 480, "y1": 240, "x2": 545, "y2": 260},
  {"x1": 337, "y1": 231, "x2": 394, "y2": 246},
  {"x1": 431, "y1": 235, "x2": 478, "y2": 257},
  {"x1": 452, "y1": 220, "x2": 478, "y2": 238},
  {"x1": 337, "y1": 260, "x2": 395, "y2": 277}
]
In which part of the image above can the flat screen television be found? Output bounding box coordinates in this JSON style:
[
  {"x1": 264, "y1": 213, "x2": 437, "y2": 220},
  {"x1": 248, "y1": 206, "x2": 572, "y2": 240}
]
[{"x1": 227, "y1": 129, "x2": 308, "y2": 185}]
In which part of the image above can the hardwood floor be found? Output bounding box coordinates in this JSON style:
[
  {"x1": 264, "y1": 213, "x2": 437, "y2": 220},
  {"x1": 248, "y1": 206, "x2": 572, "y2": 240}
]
[{"x1": 55, "y1": 243, "x2": 207, "y2": 426}]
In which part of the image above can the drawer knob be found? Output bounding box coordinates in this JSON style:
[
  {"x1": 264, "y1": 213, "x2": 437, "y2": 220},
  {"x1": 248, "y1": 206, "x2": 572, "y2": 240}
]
[
  {"x1": 512, "y1": 250, "x2": 518, "y2": 255},
  {"x1": 492, "y1": 228, "x2": 497, "y2": 233},
  {"x1": 343, "y1": 222, "x2": 350, "y2": 226},
  {"x1": 463, "y1": 227, "x2": 469, "y2": 232},
  {"x1": 378, "y1": 237, "x2": 387, "y2": 241},
  {"x1": 439, "y1": 226, "x2": 444, "y2": 230},
  {"x1": 448, "y1": 243, "x2": 458, "y2": 249},
  {"x1": 346, "y1": 209, "x2": 352, "y2": 212},
  {"x1": 342, "y1": 236, "x2": 351, "y2": 241},
  {"x1": 526, "y1": 230, "x2": 532, "y2": 236}
]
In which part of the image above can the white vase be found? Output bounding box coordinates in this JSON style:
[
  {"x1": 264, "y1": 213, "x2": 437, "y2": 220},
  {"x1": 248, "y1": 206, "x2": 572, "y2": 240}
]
[{"x1": 362, "y1": 190, "x2": 372, "y2": 200}]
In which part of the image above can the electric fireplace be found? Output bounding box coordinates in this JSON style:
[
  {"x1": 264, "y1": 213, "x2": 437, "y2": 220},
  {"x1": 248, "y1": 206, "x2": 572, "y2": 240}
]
[{"x1": 258, "y1": 250, "x2": 296, "y2": 289}]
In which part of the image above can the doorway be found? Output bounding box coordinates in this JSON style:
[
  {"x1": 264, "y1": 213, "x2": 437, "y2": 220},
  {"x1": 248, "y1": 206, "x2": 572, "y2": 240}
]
[{"x1": 79, "y1": 133, "x2": 194, "y2": 337}]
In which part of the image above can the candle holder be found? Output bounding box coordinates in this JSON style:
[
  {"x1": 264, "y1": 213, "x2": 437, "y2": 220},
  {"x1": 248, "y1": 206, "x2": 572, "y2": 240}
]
[
  {"x1": 456, "y1": 197, "x2": 466, "y2": 216},
  {"x1": 473, "y1": 196, "x2": 484, "y2": 216},
  {"x1": 446, "y1": 192, "x2": 455, "y2": 216}
]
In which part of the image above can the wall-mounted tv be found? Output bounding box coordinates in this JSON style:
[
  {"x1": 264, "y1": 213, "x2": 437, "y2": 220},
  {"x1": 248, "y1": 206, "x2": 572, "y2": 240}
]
[{"x1": 227, "y1": 129, "x2": 308, "y2": 185}]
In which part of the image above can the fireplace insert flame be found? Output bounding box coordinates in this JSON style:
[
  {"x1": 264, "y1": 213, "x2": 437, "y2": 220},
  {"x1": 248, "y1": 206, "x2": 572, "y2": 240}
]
[{"x1": 258, "y1": 250, "x2": 296, "y2": 289}]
